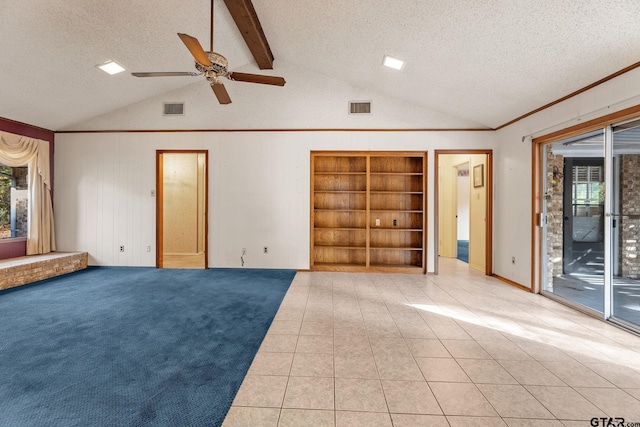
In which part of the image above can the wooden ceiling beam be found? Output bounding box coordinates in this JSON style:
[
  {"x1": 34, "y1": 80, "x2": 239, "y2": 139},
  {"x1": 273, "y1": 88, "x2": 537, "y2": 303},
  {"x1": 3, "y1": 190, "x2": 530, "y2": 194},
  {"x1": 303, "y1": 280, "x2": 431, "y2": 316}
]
[{"x1": 223, "y1": 0, "x2": 275, "y2": 70}]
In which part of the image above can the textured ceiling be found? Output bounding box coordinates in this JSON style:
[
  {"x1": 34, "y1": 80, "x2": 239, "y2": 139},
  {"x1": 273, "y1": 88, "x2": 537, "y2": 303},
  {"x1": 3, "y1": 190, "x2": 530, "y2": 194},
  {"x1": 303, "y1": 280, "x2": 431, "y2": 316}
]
[{"x1": 2, "y1": 0, "x2": 640, "y2": 131}]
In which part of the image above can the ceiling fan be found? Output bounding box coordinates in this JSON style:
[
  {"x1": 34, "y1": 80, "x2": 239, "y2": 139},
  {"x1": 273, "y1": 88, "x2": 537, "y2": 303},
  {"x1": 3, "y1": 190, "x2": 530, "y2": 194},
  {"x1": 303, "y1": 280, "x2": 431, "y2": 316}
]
[{"x1": 131, "y1": 0, "x2": 285, "y2": 104}]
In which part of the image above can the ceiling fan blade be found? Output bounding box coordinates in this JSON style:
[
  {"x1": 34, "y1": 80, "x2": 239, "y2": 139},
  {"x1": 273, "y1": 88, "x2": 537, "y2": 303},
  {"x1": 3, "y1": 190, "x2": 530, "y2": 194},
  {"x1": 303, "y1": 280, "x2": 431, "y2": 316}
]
[
  {"x1": 132, "y1": 72, "x2": 201, "y2": 77},
  {"x1": 178, "y1": 33, "x2": 212, "y2": 67},
  {"x1": 211, "y1": 83, "x2": 232, "y2": 104},
  {"x1": 228, "y1": 72, "x2": 286, "y2": 86}
]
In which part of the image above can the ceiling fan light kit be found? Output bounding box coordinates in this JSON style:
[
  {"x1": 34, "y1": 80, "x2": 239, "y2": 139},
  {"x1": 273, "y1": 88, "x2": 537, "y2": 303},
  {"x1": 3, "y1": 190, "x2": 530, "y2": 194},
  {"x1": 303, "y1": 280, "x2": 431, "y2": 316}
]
[{"x1": 131, "y1": 0, "x2": 285, "y2": 105}]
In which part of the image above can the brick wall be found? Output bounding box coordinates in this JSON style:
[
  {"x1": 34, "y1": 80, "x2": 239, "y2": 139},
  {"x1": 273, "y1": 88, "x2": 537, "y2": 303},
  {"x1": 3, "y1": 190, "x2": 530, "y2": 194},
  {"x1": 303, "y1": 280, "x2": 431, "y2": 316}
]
[
  {"x1": 0, "y1": 252, "x2": 88, "y2": 290},
  {"x1": 545, "y1": 146, "x2": 564, "y2": 290},
  {"x1": 619, "y1": 154, "x2": 640, "y2": 279}
]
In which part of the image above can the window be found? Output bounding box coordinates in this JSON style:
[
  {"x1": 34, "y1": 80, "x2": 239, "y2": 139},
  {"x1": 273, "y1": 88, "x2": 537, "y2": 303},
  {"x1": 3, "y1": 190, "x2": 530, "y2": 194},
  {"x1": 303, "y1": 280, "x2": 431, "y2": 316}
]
[{"x1": 0, "y1": 162, "x2": 28, "y2": 239}]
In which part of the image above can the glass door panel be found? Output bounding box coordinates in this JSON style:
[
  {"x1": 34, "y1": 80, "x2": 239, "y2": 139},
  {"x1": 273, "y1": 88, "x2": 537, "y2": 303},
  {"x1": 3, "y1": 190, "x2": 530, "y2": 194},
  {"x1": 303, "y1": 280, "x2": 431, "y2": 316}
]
[
  {"x1": 542, "y1": 130, "x2": 605, "y2": 313},
  {"x1": 610, "y1": 119, "x2": 640, "y2": 328}
]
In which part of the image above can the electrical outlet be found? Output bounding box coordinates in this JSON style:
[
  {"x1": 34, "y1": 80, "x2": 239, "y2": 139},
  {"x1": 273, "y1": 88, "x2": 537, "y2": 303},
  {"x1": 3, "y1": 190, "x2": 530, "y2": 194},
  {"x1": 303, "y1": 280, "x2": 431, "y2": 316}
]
[
  {"x1": 120, "y1": 245, "x2": 125, "y2": 252},
  {"x1": 145, "y1": 245, "x2": 151, "y2": 252},
  {"x1": 375, "y1": 218, "x2": 380, "y2": 226},
  {"x1": 264, "y1": 246, "x2": 268, "y2": 254},
  {"x1": 392, "y1": 219, "x2": 398, "y2": 227},
  {"x1": 512, "y1": 256, "x2": 516, "y2": 265},
  {"x1": 150, "y1": 190, "x2": 156, "y2": 197}
]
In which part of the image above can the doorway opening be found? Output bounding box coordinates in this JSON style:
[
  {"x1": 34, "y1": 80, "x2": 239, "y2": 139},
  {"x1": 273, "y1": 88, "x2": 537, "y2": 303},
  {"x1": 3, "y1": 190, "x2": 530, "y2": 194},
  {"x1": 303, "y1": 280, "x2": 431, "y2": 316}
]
[
  {"x1": 156, "y1": 151, "x2": 208, "y2": 269},
  {"x1": 435, "y1": 150, "x2": 493, "y2": 275}
]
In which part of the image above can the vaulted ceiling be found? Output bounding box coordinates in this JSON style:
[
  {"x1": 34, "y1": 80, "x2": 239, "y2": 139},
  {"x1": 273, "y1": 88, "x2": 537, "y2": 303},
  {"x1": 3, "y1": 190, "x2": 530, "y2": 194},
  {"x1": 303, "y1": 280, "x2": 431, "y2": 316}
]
[{"x1": 2, "y1": 0, "x2": 640, "y2": 131}]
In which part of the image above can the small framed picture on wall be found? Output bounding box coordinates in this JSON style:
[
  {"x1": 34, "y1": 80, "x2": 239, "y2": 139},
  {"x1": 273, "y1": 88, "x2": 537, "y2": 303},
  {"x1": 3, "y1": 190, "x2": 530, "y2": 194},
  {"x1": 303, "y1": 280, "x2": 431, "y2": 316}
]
[{"x1": 473, "y1": 164, "x2": 484, "y2": 188}]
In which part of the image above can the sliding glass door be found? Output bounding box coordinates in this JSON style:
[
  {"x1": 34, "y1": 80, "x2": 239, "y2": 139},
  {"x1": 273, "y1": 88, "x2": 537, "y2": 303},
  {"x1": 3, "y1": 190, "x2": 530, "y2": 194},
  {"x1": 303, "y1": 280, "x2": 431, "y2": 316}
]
[
  {"x1": 541, "y1": 118, "x2": 640, "y2": 332},
  {"x1": 542, "y1": 130, "x2": 605, "y2": 314},
  {"x1": 610, "y1": 119, "x2": 640, "y2": 328}
]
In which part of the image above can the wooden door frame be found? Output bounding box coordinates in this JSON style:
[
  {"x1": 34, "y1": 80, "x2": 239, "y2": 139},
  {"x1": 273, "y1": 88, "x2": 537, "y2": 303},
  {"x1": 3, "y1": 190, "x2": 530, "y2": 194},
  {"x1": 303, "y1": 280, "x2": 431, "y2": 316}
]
[
  {"x1": 156, "y1": 150, "x2": 209, "y2": 269},
  {"x1": 434, "y1": 150, "x2": 493, "y2": 275}
]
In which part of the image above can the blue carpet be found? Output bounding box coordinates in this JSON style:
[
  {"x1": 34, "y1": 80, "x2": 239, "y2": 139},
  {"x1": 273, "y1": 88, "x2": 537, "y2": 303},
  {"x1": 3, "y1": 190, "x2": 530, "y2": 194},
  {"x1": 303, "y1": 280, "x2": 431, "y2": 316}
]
[
  {"x1": 0, "y1": 267, "x2": 295, "y2": 427},
  {"x1": 457, "y1": 240, "x2": 469, "y2": 263}
]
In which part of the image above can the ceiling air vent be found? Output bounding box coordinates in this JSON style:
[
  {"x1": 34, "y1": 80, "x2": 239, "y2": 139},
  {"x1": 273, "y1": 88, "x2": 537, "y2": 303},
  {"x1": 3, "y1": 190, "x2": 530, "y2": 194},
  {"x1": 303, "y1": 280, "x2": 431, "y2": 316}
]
[
  {"x1": 163, "y1": 102, "x2": 185, "y2": 116},
  {"x1": 349, "y1": 101, "x2": 371, "y2": 115}
]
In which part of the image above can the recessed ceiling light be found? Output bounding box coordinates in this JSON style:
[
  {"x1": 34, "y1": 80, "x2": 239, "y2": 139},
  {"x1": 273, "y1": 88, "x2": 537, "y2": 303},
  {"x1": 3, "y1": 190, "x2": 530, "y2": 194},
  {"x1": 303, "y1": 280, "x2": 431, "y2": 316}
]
[
  {"x1": 383, "y1": 55, "x2": 404, "y2": 70},
  {"x1": 97, "y1": 60, "x2": 126, "y2": 75}
]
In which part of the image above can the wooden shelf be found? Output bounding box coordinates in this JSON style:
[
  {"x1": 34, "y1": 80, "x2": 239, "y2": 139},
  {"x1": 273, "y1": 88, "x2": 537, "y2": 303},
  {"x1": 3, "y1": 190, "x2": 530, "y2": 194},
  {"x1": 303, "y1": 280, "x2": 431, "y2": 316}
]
[
  {"x1": 315, "y1": 209, "x2": 366, "y2": 212},
  {"x1": 315, "y1": 245, "x2": 366, "y2": 250},
  {"x1": 311, "y1": 151, "x2": 426, "y2": 274},
  {"x1": 370, "y1": 172, "x2": 423, "y2": 176},
  {"x1": 370, "y1": 210, "x2": 423, "y2": 213},
  {"x1": 370, "y1": 247, "x2": 423, "y2": 251},
  {"x1": 314, "y1": 172, "x2": 367, "y2": 175},
  {"x1": 371, "y1": 228, "x2": 422, "y2": 231}
]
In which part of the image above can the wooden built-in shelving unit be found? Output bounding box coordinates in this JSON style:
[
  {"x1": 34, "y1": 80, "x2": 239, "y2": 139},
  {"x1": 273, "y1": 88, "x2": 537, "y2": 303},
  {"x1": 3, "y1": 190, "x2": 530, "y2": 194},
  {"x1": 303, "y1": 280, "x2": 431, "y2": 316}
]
[{"x1": 311, "y1": 151, "x2": 426, "y2": 273}]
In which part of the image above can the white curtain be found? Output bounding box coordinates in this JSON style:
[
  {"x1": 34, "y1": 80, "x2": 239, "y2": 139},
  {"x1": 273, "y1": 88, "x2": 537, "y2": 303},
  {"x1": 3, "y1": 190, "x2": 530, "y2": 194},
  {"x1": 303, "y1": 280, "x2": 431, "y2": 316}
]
[{"x1": 0, "y1": 131, "x2": 56, "y2": 254}]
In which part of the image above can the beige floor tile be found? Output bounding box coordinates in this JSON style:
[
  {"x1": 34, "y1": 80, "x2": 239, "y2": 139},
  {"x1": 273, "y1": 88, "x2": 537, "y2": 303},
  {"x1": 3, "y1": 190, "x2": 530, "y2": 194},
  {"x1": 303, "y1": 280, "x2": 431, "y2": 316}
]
[
  {"x1": 575, "y1": 387, "x2": 640, "y2": 419},
  {"x1": 334, "y1": 335, "x2": 371, "y2": 355},
  {"x1": 300, "y1": 320, "x2": 334, "y2": 336},
  {"x1": 477, "y1": 340, "x2": 534, "y2": 361},
  {"x1": 268, "y1": 320, "x2": 302, "y2": 335},
  {"x1": 541, "y1": 361, "x2": 614, "y2": 388},
  {"x1": 442, "y1": 340, "x2": 493, "y2": 359},
  {"x1": 429, "y1": 382, "x2": 498, "y2": 416},
  {"x1": 416, "y1": 357, "x2": 471, "y2": 382},
  {"x1": 381, "y1": 380, "x2": 442, "y2": 414},
  {"x1": 584, "y1": 363, "x2": 640, "y2": 388},
  {"x1": 283, "y1": 376, "x2": 334, "y2": 410},
  {"x1": 476, "y1": 384, "x2": 554, "y2": 419},
  {"x1": 509, "y1": 340, "x2": 573, "y2": 362},
  {"x1": 374, "y1": 354, "x2": 423, "y2": 380},
  {"x1": 460, "y1": 324, "x2": 509, "y2": 341},
  {"x1": 397, "y1": 321, "x2": 438, "y2": 339},
  {"x1": 334, "y1": 353, "x2": 379, "y2": 379},
  {"x1": 222, "y1": 407, "x2": 280, "y2": 427},
  {"x1": 295, "y1": 335, "x2": 334, "y2": 354},
  {"x1": 290, "y1": 352, "x2": 334, "y2": 377},
  {"x1": 232, "y1": 375, "x2": 288, "y2": 407},
  {"x1": 335, "y1": 378, "x2": 388, "y2": 412},
  {"x1": 259, "y1": 334, "x2": 299, "y2": 353},
  {"x1": 430, "y1": 323, "x2": 473, "y2": 340},
  {"x1": 278, "y1": 409, "x2": 334, "y2": 427},
  {"x1": 625, "y1": 388, "x2": 640, "y2": 399},
  {"x1": 365, "y1": 321, "x2": 402, "y2": 337},
  {"x1": 335, "y1": 411, "x2": 392, "y2": 427},
  {"x1": 417, "y1": 311, "x2": 459, "y2": 326},
  {"x1": 303, "y1": 310, "x2": 334, "y2": 322},
  {"x1": 447, "y1": 416, "x2": 508, "y2": 426},
  {"x1": 561, "y1": 422, "x2": 590, "y2": 427},
  {"x1": 333, "y1": 320, "x2": 368, "y2": 337},
  {"x1": 406, "y1": 339, "x2": 451, "y2": 358},
  {"x1": 525, "y1": 386, "x2": 605, "y2": 420},
  {"x1": 391, "y1": 414, "x2": 450, "y2": 427},
  {"x1": 248, "y1": 352, "x2": 294, "y2": 376},
  {"x1": 369, "y1": 336, "x2": 412, "y2": 356},
  {"x1": 457, "y1": 359, "x2": 518, "y2": 385},
  {"x1": 498, "y1": 360, "x2": 565, "y2": 386},
  {"x1": 503, "y1": 419, "x2": 563, "y2": 427},
  {"x1": 274, "y1": 309, "x2": 305, "y2": 322}
]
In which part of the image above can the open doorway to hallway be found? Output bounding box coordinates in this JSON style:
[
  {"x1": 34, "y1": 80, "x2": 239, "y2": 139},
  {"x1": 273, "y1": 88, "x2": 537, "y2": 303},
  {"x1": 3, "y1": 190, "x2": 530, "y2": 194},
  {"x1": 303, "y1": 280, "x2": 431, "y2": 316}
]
[
  {"x1": 435, "y1": 150, "x2": 492, "y2": 275},
  {"x1": 156, "y1": 151, "x2": 208, "y2": 269}
]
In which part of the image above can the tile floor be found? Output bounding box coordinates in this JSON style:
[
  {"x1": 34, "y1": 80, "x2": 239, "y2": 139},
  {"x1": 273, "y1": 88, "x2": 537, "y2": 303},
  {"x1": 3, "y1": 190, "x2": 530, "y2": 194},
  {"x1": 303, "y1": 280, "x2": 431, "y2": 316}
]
[{"x1": 222, "y1": 258, "x2": 640, "y2": 427}]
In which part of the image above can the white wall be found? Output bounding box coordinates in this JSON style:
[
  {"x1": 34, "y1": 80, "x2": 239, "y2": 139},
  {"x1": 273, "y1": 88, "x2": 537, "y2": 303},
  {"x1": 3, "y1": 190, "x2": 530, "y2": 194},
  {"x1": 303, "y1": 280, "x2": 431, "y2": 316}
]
[
  {"x1": 54, "y1": 60, "x2": 640, "y2": 285},
  {"x1": 54, "y1": 131, "x2": 494, "y2": 270},
  {"x1": 493, "y1": 67, "x2": 640, "y2": 288}
]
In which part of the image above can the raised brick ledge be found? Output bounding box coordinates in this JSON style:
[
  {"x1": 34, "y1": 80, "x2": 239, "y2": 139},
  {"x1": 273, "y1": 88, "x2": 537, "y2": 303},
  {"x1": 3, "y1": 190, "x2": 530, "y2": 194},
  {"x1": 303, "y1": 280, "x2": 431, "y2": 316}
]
[{"x1": 0, "y1": 252, "x2": 88, "y2": 291}]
